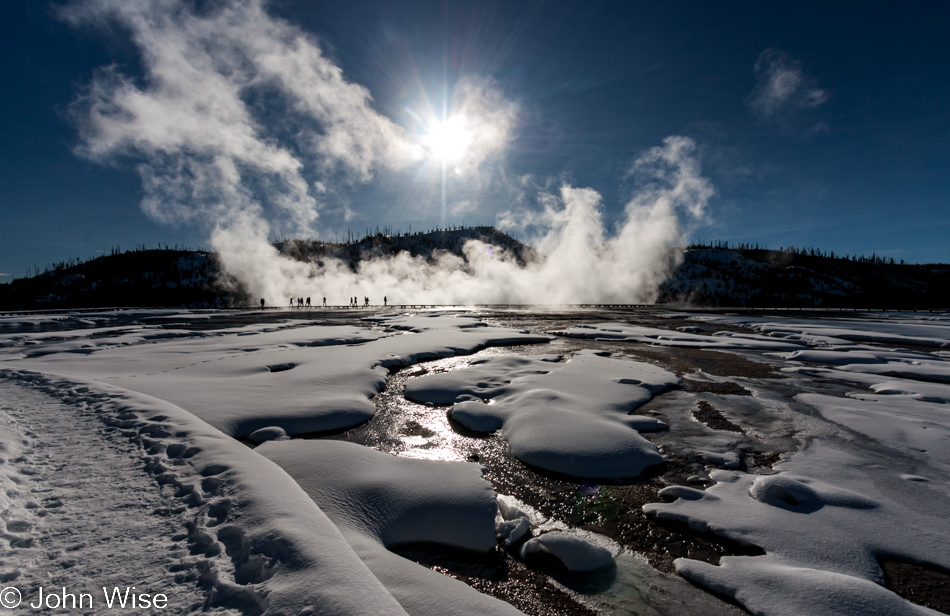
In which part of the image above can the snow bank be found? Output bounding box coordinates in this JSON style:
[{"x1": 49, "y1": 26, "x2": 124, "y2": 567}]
[
  {"x1": 784, "y1": 365, "x2": 950, "y2": 405},
  {"x1": 8, "y1": 312, "x2": 550, "y2": 438},
  {"x1": 677, "y1": 558, "x2": 942, "y2": 616},
  {"x1": 257, "y1": 439, "x2": 524, "y2": 616},
  {"x1": 406, "y1": 351, "x2": 677, "y2": 479},
  {"x1": 2, "y1": 369, "x2": 412, "y2": 616},
  {"x1": 780, "y1": 348, "x2": 950, "y2": 384},
  {"x1": 645, "y1": 441, "x2": 950, "y2": 615},
  {"x1": 868, "y1": 379, "x2": 950, "y2": 403},
  {"x1": 552, "y1": 322, "x2": 803, "y2": 350},
  {"x1": 689, "y1": 313, "x2": 950, "y2": 349},
  {"x1": 799, "y1": 393, "x2": 950, "y2": 470}
]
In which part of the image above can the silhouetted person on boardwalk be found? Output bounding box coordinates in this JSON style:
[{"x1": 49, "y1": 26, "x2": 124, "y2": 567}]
[
  {"x1": 260, "y1": 298, "x2": 265, "y2": 309},
  {"x1": 306, "y1": 297, "x2": 311, "y2": 307},
  {"x1": 289, "y1": 298, "x2": 294, "y2": 307},
  {"x1": 383, "y1": 296, "x2": 387, "y2": 307},
  {"x1": 323, "y1": 297, "x2": 327, "y2": 307}
]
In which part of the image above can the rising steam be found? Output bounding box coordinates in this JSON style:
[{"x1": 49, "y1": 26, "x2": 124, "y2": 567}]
[{"x1": 65, "y1": 0, "x2": 713, "y2": 305}]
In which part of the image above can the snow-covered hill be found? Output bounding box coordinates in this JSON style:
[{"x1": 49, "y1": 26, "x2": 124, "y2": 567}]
[
  {"x1": 659, "y1": 247, "x2": 950, "y2": 309},
  {"x1": 0, "y1": 250, "x2": 237, "y2": 310}
]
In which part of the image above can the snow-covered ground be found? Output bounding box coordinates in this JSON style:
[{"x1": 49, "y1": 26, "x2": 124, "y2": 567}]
[{"x1": 1, "y1": 308, "x2": 949, "y2": 615}]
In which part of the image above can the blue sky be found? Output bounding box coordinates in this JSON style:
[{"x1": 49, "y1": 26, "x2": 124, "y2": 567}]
[{"x1": 1, "y1": 0, "x2": 949, "y2": 280}]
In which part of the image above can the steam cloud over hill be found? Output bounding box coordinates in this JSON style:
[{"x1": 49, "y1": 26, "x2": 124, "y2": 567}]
[{"x1": 64, "y1": 0, "x2": 713, "y2": 304}]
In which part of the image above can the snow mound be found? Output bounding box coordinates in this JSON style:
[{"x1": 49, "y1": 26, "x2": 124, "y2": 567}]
[
  {"x1": 518, "y1": 531, "x2": 614, "y2": 572},
  {"x1": 406, "y1": 351, "x2": 678, "y2": 479},
  {"x1": 257, "y1": 439, "x2": 497, "y2": 551},
  {"x1": 748, "y1": 474, "x2": 879, "y2": 512},
  {"x1": 257, "y1": 439, "x2": 523, "y2": 616},
  {"x1": 697, "y1": 450, "x2": 742, "y2": 469}
]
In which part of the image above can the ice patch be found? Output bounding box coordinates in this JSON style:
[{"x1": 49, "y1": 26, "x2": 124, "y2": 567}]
[
  {"x1": 496, "y1": 493, "x2": 568, "y2": 534},
  {"x1": 495, "y1": 499, "x2": 531, "y2": 547}
]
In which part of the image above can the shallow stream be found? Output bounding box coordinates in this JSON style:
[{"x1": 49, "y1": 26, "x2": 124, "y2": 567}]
[{"x1": 298, "y1": 308, "x2": 836, "y2": 616}]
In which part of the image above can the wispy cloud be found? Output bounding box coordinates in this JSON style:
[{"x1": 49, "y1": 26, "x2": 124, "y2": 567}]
[
  {"x1": 61, "y1": 0, "x2": 425, "y2": 239},
  {"x1": 749, "y1": 48, "x2": 828, "y2": 120}
]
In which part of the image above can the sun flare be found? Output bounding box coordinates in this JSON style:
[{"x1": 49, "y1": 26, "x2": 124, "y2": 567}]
[{"x1": 425, "y1": 115, "x2": 472, "y2": 162}]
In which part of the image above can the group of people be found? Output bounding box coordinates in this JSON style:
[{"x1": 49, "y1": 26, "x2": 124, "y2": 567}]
[
  {"x1": 347, "y1": 296, "x2": 388, "y2": 307},
  {"x1": 259, "y1": 296, "x2": 388, "y2": 308},
  {"x1": 284, "y1": 297, "x2": 327, "y2": 307}
]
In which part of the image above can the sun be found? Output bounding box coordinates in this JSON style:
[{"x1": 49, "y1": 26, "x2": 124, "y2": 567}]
[{"x1": 425, "y1": 115, "x2": 471, "y2": 162}]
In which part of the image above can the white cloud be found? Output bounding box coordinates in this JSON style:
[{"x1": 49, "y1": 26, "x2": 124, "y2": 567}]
[
  {"x1": 749, "y1": 48, "x2": 828, "y2": 120},
  {"x1": 62, "y1": 0, "x2": 425, "y2": 239}
]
